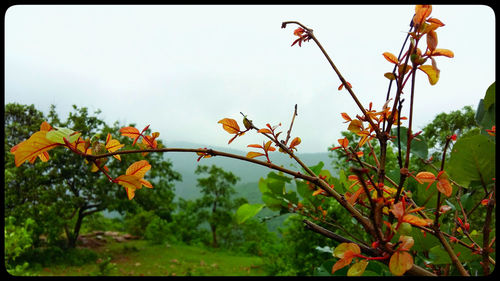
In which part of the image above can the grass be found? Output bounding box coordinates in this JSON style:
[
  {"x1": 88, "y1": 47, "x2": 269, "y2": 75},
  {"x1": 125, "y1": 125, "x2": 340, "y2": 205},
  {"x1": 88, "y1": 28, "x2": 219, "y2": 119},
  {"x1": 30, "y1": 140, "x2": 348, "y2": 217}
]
[{"x1": 31, "y1": 239, "x2": 266, "y2": 276}]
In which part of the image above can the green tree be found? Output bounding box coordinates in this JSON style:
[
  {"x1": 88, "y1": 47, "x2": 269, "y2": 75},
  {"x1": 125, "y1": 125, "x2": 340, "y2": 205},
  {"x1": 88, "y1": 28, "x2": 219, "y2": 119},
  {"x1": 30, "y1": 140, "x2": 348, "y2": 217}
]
[
  {"x1": 422, "y1": 105, "x2": 478, "y2": 152},
  {"x1": 4, "y1": 103, "x2": 181, "y2": 248},
  {"x1": 194, "y1": 165, "x2": 246, "y2": 248}
]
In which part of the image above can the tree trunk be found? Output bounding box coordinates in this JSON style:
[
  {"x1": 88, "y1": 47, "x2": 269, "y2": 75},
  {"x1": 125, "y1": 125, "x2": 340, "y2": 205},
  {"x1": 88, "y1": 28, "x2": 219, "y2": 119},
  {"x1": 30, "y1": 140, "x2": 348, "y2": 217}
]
[
  {"x1": 210, "y1": 224, "x2": 218, "y2": 248},
  {"x1": 67, "y1": 207, "x2": 85, "y2": 248}
]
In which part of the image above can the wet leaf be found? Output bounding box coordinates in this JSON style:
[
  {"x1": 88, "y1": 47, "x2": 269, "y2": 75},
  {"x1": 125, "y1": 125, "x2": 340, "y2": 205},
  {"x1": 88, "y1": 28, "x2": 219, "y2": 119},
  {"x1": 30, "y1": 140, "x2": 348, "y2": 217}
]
[
  {"x1": 347, "y1": 260, "x2": 368, "y2": 276},
  {"x1": 389, "y1": 251, "x2": 413, "y2": 276}
]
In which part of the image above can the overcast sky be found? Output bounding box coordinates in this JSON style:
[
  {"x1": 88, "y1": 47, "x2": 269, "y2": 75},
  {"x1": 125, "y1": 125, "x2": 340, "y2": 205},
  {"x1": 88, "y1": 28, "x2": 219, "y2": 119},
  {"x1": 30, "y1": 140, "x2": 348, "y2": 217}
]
[{"x1": 5, "y1": 5, "x2": 495, "y2": 153}]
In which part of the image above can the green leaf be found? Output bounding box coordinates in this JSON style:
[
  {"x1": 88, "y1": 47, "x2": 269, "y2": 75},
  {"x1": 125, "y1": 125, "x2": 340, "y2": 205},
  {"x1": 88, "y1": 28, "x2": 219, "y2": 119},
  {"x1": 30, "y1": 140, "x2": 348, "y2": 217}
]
[
  {"x1": 428, "y1": 245, "x2": 451, "y2": 265},
  {"x1": 483, "y1": 82, "x2": 495, "y2": 110},
  {"x1": 448, "y1": 134, "x2": 495, "y2": 187},
  {"x1": 268, "y1": 180, "x2": 285, "y2": 195},
  {"x1": 267, "y1": 171, "x2": 292, "y2": 183},
  {"x1": 283, "y1": 191, "x2": 299, "y2": 205},
  {"x1": 309, "y1": 161, "x2": 325, "y2": 175},
  {"x1": 261, "y1": 193, "x2": 282, "y2": 211},
  {"x1": 46, "y1": 127, "x2": 81, "y2": 144},
  {"x1": 296, "y1": 180, "x2": 312, "y2": 198},
  {"x1": 236, "y1": 203, "x2": 264, "y2": 224},
  {"x1": 258, "y1": 178, "x2": 269, "y2": 193}
]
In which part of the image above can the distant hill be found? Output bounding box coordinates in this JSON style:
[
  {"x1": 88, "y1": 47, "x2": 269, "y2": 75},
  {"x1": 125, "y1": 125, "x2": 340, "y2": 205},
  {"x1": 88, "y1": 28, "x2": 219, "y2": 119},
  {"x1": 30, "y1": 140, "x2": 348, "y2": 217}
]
[{"x1": 164, "y1": 141, "x2": 334, "y2": 201}]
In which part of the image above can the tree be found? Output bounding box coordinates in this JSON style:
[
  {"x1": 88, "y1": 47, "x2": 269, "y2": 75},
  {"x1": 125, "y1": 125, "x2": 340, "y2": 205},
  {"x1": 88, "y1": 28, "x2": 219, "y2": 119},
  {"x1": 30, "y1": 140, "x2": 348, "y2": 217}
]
[
  {"x1": 422, "y1": 106, "x2": 478, "y2": 152},
  {"x1": 194, "y1": 165, "x2": 246, "y2": 248},
  {"x1": 4, "y1": 103, "x2": 181, "y2": 248}
]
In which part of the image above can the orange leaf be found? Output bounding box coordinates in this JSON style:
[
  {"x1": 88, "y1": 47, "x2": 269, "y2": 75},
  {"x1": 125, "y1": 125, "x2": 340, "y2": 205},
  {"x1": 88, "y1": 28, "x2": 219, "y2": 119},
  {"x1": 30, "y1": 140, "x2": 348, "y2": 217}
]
[
  {"x1": 247, "y1": 144, "x2": 263, "y2": 149},
  {"x1": 418, "y1": 65, "x2": 440, "y2": 85},
  {"x1": 140, "y1": 179, "x2": 153, "y2": 189},
  {"x1": 341, "y1": 113, "x2": 352, "y2": 122},
  {"x1": 426, "y1": 30, "x2": 438, "y2": 52},
  {"x1": 389, "y1": 251, "x2": 413, "y2": 276},
  {"x1": 331, "y1": 256, "x2": 352, "y2": 275},
  {"x1": 120, "y1": 126, "x2": 141, "y2": 138},
  {"x1": 431, "y1": 48, "x2": 454, "y2": 58},
  {"x1": 257, "y1": 128, "x2": 273, "y2": 134},
  {"x1": 413, "y1": 5, "x2": 432, "y2": 26},
  {"x1": 398, "y1": 235, "x2": 414, "y2": 251},
  {"x1": 40, "y1": 121, "x2": 53, "y2": 131},
  {"x1": 246, "y1": 151, "x2": 265, "y2": 159},
  {"x1": 218, "y1": 118, "x2": 240, "y2": 134},
  {"x1": 426, "y1": 17, "x2": 445, "y2": 27},
  {"x1": 289, "y1": 137, "x2": 301, "y2": 150},
  {"x1": 126, "y1": 160, "x2": 151, "y2": 179},
  {"x1": 383, "y1": 52, "x2": 399, "y2": 64},
  {"x1": 338, "y1": 137, "x2": 349, "y2": 148},
  {"x1": 338, "y1": 81, "x2": 352, "y2": 91},
  {"x1": 12, "y1": 131, "x2": 60, "y2": 167},
  {"x1": 415, "y1": 171, "x2": 436, "y2": 183},
  {"x1": 391, "y1": 201, "x2": 405, "y2": 219},
  {"x1": 436, "y1": 178, "x2": 452, "y2": 197},
  {"x1": 115, "y1": 174, "x2": 142, "y2": 200},
  {"x1": 264, "y1": 140, "x2": 274, "y2": 152},
  {"x1": 403, "y1": 214, "x2": 433, "y2": 227}
]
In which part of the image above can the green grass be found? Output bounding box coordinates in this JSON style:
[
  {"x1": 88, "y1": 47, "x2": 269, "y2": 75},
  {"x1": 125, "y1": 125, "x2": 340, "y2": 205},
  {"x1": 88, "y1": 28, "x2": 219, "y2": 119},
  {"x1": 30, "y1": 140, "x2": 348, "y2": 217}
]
[{"x1": 32, "y1": 239, "x2": 266, "y2": 276}]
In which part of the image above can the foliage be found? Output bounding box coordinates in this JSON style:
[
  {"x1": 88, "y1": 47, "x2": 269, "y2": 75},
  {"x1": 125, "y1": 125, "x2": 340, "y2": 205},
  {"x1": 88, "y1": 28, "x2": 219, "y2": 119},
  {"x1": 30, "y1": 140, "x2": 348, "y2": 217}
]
[
  {"x1": 5, "y1": 103, "x2": 180, "y2": 248},
  {"x1": 144, "y1": 216, "x2": 174, "y2": 245},
  {"x1": 123, "y1": 209, "x2": 157, "y2": 237},
  {"x1": 8, "y1": 5, "x2": 495, "y2": 277},
  {"x1": 194, "y1": 165, "x2": 247, "y2": 248},
  {"x1": 5, "y1": 216, "x2": 35, "y2": 276}
]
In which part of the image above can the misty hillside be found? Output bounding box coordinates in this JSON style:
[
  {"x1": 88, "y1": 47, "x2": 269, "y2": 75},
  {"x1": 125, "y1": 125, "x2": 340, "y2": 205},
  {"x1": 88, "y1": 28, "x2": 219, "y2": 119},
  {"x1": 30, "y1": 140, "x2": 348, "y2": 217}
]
[{"x1": 164, "y1": 141, "x2": 335, "y2": 201}]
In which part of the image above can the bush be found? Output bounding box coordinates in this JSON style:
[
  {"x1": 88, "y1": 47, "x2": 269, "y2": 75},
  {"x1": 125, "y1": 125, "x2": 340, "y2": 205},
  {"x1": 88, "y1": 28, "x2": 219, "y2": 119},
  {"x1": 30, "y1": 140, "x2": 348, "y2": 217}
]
[
  {"x1": 17, "y1": 246, "x2": 98, "y2": 267},
  {"x1": 5, "y1": 216, "x2": 35, "y2": 276},
  {"x1": 81, "y1": 212, "x2": 125, "y2": 233},
  {"x1": 144, "y1": 216, "x2": 175, "y2": 245},
  {"x1": 124, "y1": 209, "x2": 156, "y2": 237}
]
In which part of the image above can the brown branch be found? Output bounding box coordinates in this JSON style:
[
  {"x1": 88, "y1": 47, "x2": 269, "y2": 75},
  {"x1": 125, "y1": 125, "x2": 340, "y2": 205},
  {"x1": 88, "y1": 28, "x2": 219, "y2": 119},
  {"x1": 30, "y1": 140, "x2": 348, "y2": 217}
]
[
  {"x1": 284, "y1": 104, "x2": 298, "y2": 146},
  {"x1": 303, "y1": 219, "x2": 436, "y2": 276}
]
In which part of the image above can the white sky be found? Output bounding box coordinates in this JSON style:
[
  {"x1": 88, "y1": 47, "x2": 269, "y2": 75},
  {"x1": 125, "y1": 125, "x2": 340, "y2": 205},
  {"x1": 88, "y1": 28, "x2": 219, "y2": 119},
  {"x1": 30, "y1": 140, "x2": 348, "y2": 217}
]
[{"x1": 4, "y1": 5, "x2": 495, "y2": 153}]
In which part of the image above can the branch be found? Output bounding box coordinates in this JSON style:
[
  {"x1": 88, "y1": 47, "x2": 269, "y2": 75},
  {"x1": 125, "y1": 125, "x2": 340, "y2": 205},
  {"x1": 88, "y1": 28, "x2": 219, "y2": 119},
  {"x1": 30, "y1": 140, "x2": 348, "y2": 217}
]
[{"x1": 303, "y1": 219, "x2": 435, "y2": 276}]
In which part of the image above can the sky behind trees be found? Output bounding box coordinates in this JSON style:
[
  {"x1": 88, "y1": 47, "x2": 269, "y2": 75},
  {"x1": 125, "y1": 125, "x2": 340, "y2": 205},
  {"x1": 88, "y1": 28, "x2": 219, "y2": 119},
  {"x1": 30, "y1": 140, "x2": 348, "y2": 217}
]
[{"x1": 5, "y1": 5, "x2": 495, "y2": 153}]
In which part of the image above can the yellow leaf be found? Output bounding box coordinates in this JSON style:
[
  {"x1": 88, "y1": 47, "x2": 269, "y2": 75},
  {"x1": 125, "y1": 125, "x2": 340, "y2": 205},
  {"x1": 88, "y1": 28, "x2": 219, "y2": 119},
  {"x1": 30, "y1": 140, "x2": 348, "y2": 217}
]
[
  {"x1": 384, "y1": 72, "x2": 396, "y2": 80},
  {"x1": 432, "y1": 48, "x2": 454, "y2": 58},
  {"x1": 333, "y1": 243, "x2": 360, "y2": 259},
  {"x1": 140, "y1": 179, "x2": 153, "y2": 189},
  {"x1": 347, "y1": 119, "x2": 363, "y2": 134},
  {"x1": 383, "y1": 52, "x2": 399, "y2": 64},
  {"x1": 389, "y1": 251, "x2": 413, "y2": 276},
  {"x1": 126, "y1": 160, "x2": 151, "y2": 179},
  {"x1": 218, "y1": 118, "x2": 240, "y2": 134},
  {"x1": 347, "y1": 259, "x2": 368, "y2": 276},
  {"x1": 418, "y1": 65, "x2": 440, "y2": 85},
  {"x1": 115, "y1": 175, "x2": 143, "y2": 200},
  {"x1": 12, "y1": 131, "x2": 60, "y2": 167},
  {"x1": 246, "y1": 151, "x2": 265, "y2": 159}
]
